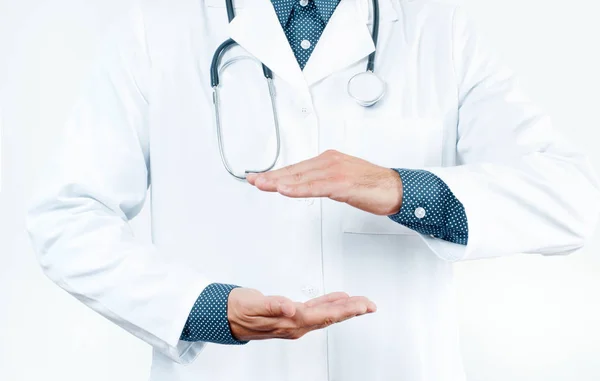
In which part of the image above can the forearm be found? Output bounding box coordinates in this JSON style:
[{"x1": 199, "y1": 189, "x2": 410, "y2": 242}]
[
  {"x1": 426, "y1": 151, "x2": 600, "y2": 260},
  {"x1": 26, "y1": 191, "x2": 211, "y2": 362}
]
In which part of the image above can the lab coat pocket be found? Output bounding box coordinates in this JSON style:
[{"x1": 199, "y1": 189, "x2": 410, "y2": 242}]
[{"x1": 341, "y1": 116, "x2": 443, "y2": 235}]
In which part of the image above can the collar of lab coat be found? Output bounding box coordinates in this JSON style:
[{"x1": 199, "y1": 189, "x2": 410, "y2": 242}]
[{"x1": 228, "y1": 0, "x2": 398, "y2": 89}]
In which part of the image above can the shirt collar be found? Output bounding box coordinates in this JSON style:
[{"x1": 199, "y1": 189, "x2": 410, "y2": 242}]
[{"x1": 271, "y1": 0, "x2": 340, "y2": 28}]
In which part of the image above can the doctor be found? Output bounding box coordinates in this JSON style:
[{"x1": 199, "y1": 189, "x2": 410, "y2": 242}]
[{"x1": 27, "y1": 0, "x2": 600, "y2": 380}]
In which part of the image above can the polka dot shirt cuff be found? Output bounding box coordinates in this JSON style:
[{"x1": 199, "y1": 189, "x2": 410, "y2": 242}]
[
  {"x1": 388, "y1": 169, "x2": 469, "y2": 245},
  {"x1": 180, "y1": 283, "x2": 248, "y2": 345}
]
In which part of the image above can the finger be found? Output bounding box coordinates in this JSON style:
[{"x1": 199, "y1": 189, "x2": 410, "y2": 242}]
[
  {"x1": 255, "y1": 156, "x2": 328, "y2": 184},
  {"x1": 251, "y1": 176, "x2": 280, "y2": 192},
  {"x1": 300, "y1": 296, "x2": 374, "y2": 327},
  {"x1": 330, "y1": 297, "x2": 377, "y2": 313},
  {"x1": 274, "y1": 169, "x2": 334, "y2": 187},
  {"x1": 245, "y1": 173, "x2": 259, "y2": 185},
  {"x1": 367, "y1": 300, "x2": 377, "y2": 313},
  {"x1": 336, "y1": 297, "x2": 377, "y2": 314},
  {"x1": 247, "y1": 172, "x2": 283, "y2": 189},
  {"x1": 259, "y1": 296, "x2": 297, "y2": 318},
  {"x1": 277, "y1": 179, "x2": 343, "y2": 199},
  {"x1": 253, "y1": 170, "x2": 333, "y2": 193},
  {"x1": 304, "y1": 292, "x2": 350, "y2": 308}
]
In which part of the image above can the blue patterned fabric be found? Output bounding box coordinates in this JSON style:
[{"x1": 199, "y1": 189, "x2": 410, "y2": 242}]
[
  {"x1": 181, "y1": 283, "x2": 248, "y2": 344},
  {"x1": 272, "y1": 0, "x2": 340, "y2": 69},
  {"x1": 389, "y1": 169, "x2": 469, "y2": 245}
]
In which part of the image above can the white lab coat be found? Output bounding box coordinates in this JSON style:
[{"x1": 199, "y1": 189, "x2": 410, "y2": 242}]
[{"x1": 26, "y1": 0, "x2": 600, "y2": 380}]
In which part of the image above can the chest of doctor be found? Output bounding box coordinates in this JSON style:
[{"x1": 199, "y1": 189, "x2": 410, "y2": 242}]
[{"x1": 143, "y1": 0, "x2": 458, "y2": 297}]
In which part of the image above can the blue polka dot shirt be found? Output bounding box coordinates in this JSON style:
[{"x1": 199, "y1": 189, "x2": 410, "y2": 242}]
[
  {"x1": 272, "y1": 0, "x2": 339, "y2": 69},
  {"x1": 180, "y1": 0, "x2": 469, "y2": 345}
]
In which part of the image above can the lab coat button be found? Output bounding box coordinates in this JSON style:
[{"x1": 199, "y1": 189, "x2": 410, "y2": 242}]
[
  {"x1": 300, "y1": 40, "x2": 311, "y2": 50},
  {"x1": 302, "y1": 286, "x2": 319, "y2": 298},
  {"x1": 300, "y1": 0, "x2": 309, "y2": 6},
  {"x1": 414, "y1": 207, "x2": 426, "y2": 219}
]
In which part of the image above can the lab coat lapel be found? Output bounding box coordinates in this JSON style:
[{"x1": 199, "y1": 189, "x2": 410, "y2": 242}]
[
  {"x1": 228, "y1": 0, "x2": 307, "y2": 89},
  {"x1": 303, "y1": 0, "x2": 398, "y2": 87}
]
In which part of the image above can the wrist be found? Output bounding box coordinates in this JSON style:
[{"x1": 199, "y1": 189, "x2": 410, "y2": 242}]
[
  {"x1": 180, "y1": 283, "x2": 247, "y2": 345},
  {"x1": 385, "y1": 168, "x2": 403, "y2": 215}
]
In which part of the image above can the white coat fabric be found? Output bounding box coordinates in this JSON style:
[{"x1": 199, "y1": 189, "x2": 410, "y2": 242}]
[{"x1": 26, "y1": 0, "x2": 600, "y2": 380}]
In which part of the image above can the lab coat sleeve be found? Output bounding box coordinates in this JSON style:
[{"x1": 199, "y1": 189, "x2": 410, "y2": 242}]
[
  {"x1": 25, "y1": 3, "x2": 210, "y2": 364},
  {"x1": 421, "y1": 6, "x2": 600, "y2": 262}
]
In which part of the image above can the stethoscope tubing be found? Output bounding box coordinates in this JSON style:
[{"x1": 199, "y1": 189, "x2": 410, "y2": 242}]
[{"x1": 210, "y1": 0, "x2": 382, "y2": 180}]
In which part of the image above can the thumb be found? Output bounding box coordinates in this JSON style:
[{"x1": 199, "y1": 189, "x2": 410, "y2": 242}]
[{"x1": 262, "y1": 296, "x2": 297, "y2": 318}]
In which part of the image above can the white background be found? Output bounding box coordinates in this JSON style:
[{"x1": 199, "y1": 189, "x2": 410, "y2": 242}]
[{"x1": 1, "y1": 0, "x2": 599, "y2": 380}]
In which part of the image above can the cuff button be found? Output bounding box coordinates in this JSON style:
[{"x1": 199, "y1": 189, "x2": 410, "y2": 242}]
[{"x1": 414, "y1": 207, "x2": 426, "y2": 219}]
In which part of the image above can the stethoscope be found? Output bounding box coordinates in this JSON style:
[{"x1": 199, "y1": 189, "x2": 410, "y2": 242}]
[{"x1": 211, "y1": 0, "x2": 383, "y2": 180}]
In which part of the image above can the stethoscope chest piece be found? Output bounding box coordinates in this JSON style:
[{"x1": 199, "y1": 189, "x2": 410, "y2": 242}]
[{"x1": 347, "y1": 71, "x2": 386, "y2": 107}]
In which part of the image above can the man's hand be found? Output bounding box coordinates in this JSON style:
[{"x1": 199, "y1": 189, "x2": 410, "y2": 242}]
[
  {"x1": 228, "y1": 288, "x2": 376, "y2": 341},
  {"x1": 246, "y1": 150, "x2": 403, "y2": 216}
]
